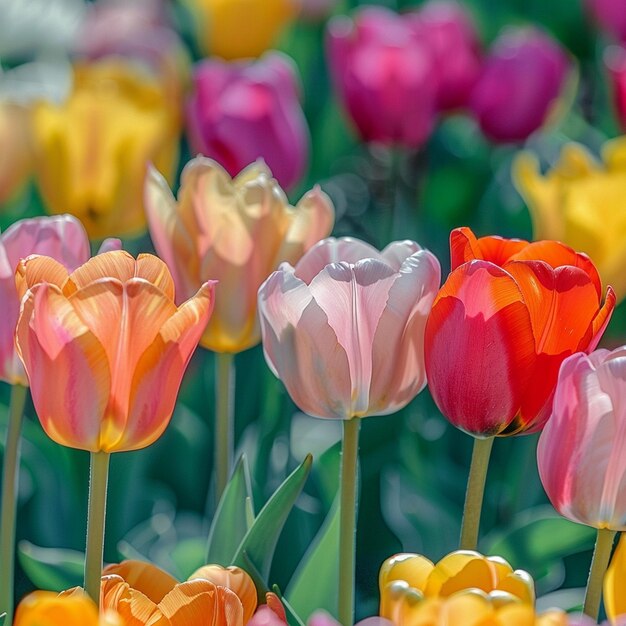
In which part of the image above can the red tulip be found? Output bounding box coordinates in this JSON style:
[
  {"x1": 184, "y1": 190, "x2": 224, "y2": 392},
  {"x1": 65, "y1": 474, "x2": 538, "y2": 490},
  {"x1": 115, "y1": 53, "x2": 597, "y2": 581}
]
[
  {"x1": 326, "y1": 6, "x2": 437, "y2": 147},
  {"x1": 469, "y1": 27, "x2": 570, "y2": 143},
  {"x1": 424, "y1": 227, "x2": 615, "y2": 437}
]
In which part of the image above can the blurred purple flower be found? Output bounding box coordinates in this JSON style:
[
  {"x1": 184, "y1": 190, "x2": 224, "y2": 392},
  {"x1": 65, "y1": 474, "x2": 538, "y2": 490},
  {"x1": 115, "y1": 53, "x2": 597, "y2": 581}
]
[{"x1": 586, "y1": 0, "x2": 626, "y2": 42}]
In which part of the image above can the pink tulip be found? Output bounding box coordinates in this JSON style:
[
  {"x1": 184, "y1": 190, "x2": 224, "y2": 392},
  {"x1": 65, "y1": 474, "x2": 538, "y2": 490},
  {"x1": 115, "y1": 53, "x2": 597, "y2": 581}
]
[
  {"x1": 186, "y1": 52, "x2": 309, "y2": 190},
  {"x1": 409, "y1": 0, "x2": 482, "y2": 111},
  {"x1": 586, "y1": 0, "x2": 626, "y2": 42},
  {"x1": 326, "y1": 6, "x2": 438, "y2": 147},
  {"x1": 605, "y1": 45, "x2": 626, "y2": 131},
  {"x1": 258, "y1": 237, "x2": 441, "y2": 419},
  {"x1": 469, "y1": 27, "x2": 570, "y2": 143},
  {"x1": 0, "y1": 215, "x2": 120, "y2": 386},
  {"x1": 538, "y1": 347, "x2": 626, "y2": 529}
]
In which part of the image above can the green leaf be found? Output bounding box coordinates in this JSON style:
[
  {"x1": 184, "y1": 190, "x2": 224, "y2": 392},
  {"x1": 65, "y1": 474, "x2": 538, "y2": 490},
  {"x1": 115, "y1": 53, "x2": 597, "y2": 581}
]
[
  {"x1": 206, "y1": 454, "x2": 254, "y2": 565},
  {"x1": 232, "y1": 455, "x2": 313, "y2": 583},
  {"x1": 0, "y1": 612, "x2": 6, "y2": 626},
  {"x1": 272, "y1": 584, "x2": 306, "y2": 626},
  {"x1": 286, "y1": 498, "x2": 340, "y2": 621},
  {"x1": 18, "y1": 541, "x2": 84, "y2": 591}
]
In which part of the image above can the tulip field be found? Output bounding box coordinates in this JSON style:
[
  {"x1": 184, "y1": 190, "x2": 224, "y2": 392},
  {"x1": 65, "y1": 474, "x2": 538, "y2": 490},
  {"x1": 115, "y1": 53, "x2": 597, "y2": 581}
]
[{"x1": 3, "y1": 0, "x2": 626, "y2": 625}]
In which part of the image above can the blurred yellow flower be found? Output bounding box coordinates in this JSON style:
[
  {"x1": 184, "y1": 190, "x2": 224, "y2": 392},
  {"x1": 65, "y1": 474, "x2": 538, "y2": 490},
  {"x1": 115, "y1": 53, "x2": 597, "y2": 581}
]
[
  {"x1": 32, "y1": 60, "x2": 179, "y2": 239},
  {"x1": 0, "y1": 101, "x2": 32, "y2": 205},
  {"x1": 14, "y1": 590, "x2": 123, "y2": 626},
  {"x1": 379, "y1": 551, "x2": 534, "y2": 617},
  {"x1": 381, "y1": 587, "x2": 566, "y2": 626},
  {"x1": 514, "y1": 138, "x2": 626, "y2": 301},
  {"x1": 604, "y1": 533, "x2": 626, "y2": 624},
  {"x1": 184, "y1": 0, "x2": 295, "y2": 59}
]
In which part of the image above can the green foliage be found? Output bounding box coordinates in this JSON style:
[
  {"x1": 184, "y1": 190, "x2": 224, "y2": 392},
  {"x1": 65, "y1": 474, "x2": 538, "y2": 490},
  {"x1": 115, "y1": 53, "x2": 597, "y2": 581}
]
[{"x1": 18, "y1": 542, "x2": 84, "y2": 592}]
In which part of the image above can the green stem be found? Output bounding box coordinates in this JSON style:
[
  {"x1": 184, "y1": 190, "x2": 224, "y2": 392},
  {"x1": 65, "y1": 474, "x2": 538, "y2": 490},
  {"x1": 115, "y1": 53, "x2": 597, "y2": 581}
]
[
  {"x1": 215, "y1": 352, "x2": 235, "y2": 499},
  {"x1": 0, "y1": 384, "x2": 28, "y2": 624},
  {"x1": 338, "y1": 417, "x2": 361, "y2": 626},
  {"x1": 583, "y1": 527, "x2": 616, "y2": 619},
  {"x1": 459, "y1": 436, "x2": 494, "y2": 550},
  {"x1": 84, "y1": 451, "x2": 110, "y2": 607}
]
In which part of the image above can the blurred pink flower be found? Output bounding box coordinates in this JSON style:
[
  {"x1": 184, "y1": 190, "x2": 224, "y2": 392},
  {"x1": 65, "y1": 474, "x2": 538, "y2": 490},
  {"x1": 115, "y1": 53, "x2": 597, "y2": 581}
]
[
  {"x1": 186, "y1": 52, "x2": 309, "y2": 190},
  {"x1": 469, "y1": 27, "x2": 570, "y2": 143},
  {"x1": 326, "y1": 6, "x2": 437, "y2": 147},
  {"x1": 605, "y1": 45, "x2": 626, "y2": 130},
  {"x1": 538, "y1": 347, "x2": 626, "y2": 530},
  {"x1": 0, "y1": 215, "x2": 120, "y2": 386},
  {"x1": 258, "y1": 237, "x2": 441, "y2": 419},
  {"x1": 409, "y1": 0, "x2": 482, "y2": 111},
  {"x1": 586, "y1": 0, "x2": 626, "y2": 42}
]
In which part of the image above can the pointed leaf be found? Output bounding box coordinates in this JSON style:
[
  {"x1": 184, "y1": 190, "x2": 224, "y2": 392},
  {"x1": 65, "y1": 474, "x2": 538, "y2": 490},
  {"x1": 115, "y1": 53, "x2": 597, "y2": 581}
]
[
  {"x1": 232, "y1": 455, "x2": 312, "y2": 581},
  {"x1": 286, "y1": 499, "x2": 340, "y2": 621},
  {"x1": 272, "y1": 584, "x2": 306, "y2": 626},
  {"x1": 0, "y1": 612, "x2": 6, "y2": 625},
  {"x1": 18, "y1": 541, "x2": 84, "y2": 591},
  {"x1": 207, "y1": 455, "x2": 254, "y2": 564}
]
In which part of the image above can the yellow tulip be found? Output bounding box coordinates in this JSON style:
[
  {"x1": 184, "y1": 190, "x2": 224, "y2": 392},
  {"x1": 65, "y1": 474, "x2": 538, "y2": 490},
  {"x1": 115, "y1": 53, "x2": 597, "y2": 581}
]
[
  {"x1": 513, "y1": 138, "x2": 626, "y2": 301},
  {"x1": 379, "y1": 551, "x2": 534, "y2": 619},
  {"x1": 0, "y1": 101, "x2": 32, "y2": 204},
  {"x1": 604, "y1": 533, "x2": 626, "y2": 623},
  {"x1": 32, "y1": 60, "x2": 179, "y2": 239},
  {"x1": 184, "y1": 0, "x2": 295, "y2": 59},
  {"x1": 14, "y1": 590, "x2": 123, "y2": 626}
]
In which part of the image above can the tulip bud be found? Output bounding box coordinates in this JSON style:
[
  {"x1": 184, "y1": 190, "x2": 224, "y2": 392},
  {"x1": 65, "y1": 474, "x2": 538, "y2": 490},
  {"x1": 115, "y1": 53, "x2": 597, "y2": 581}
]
[
  {"x1": 326, "y1": 6, "x2": 437, "y2": 148},
  {"x1": 469, "y1": 27, "x2": 570, "y2": 143},
  {"x1": 186, "y1": 53, "x2": 309, "y2": 190}
]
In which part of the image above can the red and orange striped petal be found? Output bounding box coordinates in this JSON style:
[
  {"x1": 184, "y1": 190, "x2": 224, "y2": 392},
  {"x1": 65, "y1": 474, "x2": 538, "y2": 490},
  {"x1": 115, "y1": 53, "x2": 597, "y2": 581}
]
[
  {"x1": 425, "y1": 261, "x2": 536, "y2": 436},
  {"x1": 586, "y1": 286, "x2": 616, "y2": 352},
  {"x1": 16, "y1": 284, "x2": 110, "y2": 451},
  {"x1": 449, "y1": 227, "x2": 528, "y2": 270}
]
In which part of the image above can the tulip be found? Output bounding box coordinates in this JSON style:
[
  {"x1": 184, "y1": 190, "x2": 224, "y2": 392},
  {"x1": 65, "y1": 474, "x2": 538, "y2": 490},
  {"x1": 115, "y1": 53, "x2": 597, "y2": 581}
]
[
  {"x1": 409, "y1": 0, "x2": 482, "y2": 111},
  {"x1": 514, "y1": 139, "x2": 626, "y2": 302},
  {"x1": 425, "y1": 227, "x2": 614, "y2": 550},
  {"x1": 182, "y1": 0, "x2": 295, "y2": 60},
  {"x1": 186, "y1": 53, "x2": 308, "y2": 190},
  {"x1": 14, "y1": 590, "x2": 123, "y2": 626},
  {"x1": 605, "y1": 46, "x2": 626, "y2": 132},
  {"x1": 326, "y1": 6, "x2": 438, "y2": 147},
  {"x1": 0, "y1": 101, "x2": 32, "y2": 205},
  {"x1": 586, "y1": 0, "x2": 626, "y2": 42},
  {"x1": 15, "y1": 250, "x2": 214, "y2": 604},
  {"x1": 100, "y1": 560, "x2": 279, "y2": 625},
  {"x1": 32, "y1": 59, "x2": 180, "y2": 239},
  {"x1": 146, "y1": 156, "x2": 333, "y2": 497},
  {"x1": 605, "y1": 533, "x2": 626, "y2": 622},
  {"x1": 0, "y1": 215, "x2": 119, "y2": 624},
  {"x1": 537, "y1": 348, "x2": 626, "y2": 618},
  {"x1": 259, "y1": 236, "x2": 441, "y2": 626},
  {"x1": 469, "y1": 27, "x2": 570, "y2": 143},
  {"x1": 379, "y1": 551, "x2": 534, "y2": 609}
]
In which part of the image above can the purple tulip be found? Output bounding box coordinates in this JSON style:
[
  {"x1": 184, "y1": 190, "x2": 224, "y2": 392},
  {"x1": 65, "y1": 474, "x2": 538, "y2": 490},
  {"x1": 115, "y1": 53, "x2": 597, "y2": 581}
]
[{"x1": 586, "y1": 0, "x2": 626, "y2": 42}]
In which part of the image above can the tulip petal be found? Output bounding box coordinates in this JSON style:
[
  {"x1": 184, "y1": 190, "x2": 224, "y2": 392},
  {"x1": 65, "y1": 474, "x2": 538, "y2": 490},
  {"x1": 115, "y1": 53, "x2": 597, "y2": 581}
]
[
  {"x1": 16, "y1": 284, "x2": 110, "y2": 451},
  {"x1": 101, "y1": 575, "x2": 165, "y2": 626},
  {"x1": 588, "y1": 286, "x2": 616, "y2": 352},
  {"x1": 66, "y1": 250, "x2": 137, "y2": 293},
  {"x1": 381, "y1": 240, "x2": 423, "y2": 271},
  {"x1": 103, "y1": 561, "x2": 178, "y2": 604},
  {"x1": 450, "y1": 227, "x2": 528, "y2": 271},
  {"x1": 425, "y1": 261, "x2": 536, "y2": 435},
  {"x1": 119, "y1": 282, "x2": 214, "y2": 451},
  {"x1": 369, "y1": 250, "x2": 440, "y2": 414},
  {"x1": 14, "y1": 590, "x2": 100, "y2": 626},
  {"x1": 423, "y1": 551, "x2": 496, "y2": 597},
  {"x1": 308, "y1": 259, "x2": 397, "y2": 416},
  {"x1": 379, "y1": 553, "x2": 435, "y2": 592},
  {"x1": 259, "y1": 268, "x2": 352, "y2": 418},
  {"x1": 15, "y1": 255, "x2": 70, "y2": 299},
  {"x1": 294, "y1": 237, "x2": 384, "y2": 284},
  {"x1": 604, "y1": 533, "x2": 626, "y2": 622}
]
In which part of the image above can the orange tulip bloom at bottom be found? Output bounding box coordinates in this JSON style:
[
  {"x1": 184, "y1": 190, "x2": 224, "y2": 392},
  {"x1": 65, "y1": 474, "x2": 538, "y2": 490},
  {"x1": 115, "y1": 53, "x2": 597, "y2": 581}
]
[{"x1": 15, "y1": 251, "x2": 214, "y2": 452}]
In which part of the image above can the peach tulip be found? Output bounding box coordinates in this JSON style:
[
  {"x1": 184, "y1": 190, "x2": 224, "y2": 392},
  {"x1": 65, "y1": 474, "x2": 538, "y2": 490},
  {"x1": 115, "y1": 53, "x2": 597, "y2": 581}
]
[
  {"x1": 0, "y1": 215, "x2": 120, "y2": 386},
  {"x1": 145, "y1": 156, "x2": 334, "y2": 353},
  {"x1": 258, "y1": 237, "x2": 441, "y2": 419},
  {"x1": 15, "y1": 251, "x2": 214, "y2": 452},
  {"x1": 538, "y1": 347, "x2": 626, "y2": 530}
]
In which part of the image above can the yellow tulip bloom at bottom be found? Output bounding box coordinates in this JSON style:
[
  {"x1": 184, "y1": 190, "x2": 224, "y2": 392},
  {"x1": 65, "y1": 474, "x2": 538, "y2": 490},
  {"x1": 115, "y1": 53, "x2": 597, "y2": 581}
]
[{"x1": 514, "y1": 138, "x2": 626, "y2": 302}]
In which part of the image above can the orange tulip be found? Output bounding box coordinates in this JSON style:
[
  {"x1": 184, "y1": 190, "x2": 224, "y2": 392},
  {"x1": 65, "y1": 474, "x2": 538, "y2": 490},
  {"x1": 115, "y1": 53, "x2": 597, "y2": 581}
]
[
  {"x1": 15, "y1": 590, "x2": 123, "y2": 626},
  {"x1": 101, "y1": 560, "x2": 260, "y2": 626},
  {"x1": 15, "y1": 251, "x2": 214, "y2": 452}
]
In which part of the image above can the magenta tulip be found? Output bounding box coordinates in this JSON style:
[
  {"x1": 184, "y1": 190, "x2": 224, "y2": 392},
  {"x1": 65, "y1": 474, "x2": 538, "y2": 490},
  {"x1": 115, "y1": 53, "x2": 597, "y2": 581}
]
[
  {"x1": 186, "y1": 52, "x2": 309, "y2": 190},
  {"x1": 326, "y1": 6, "x2": 437, "y2": 148},
  {"x1": 586, "y1": 0, "x2": 626, "y2": 42},
  {"x1": 409, "y1": 0, "x2": 482, "y2": 111},
  {"x1": 538, "y1": 347, "x2": 626, "y2": 530},
  {"x1": 258, "y1": 237, "x2": 441, "y2": 419},
  {"x1": 605, "y1": 45, "x2": 626, "y2": 131},
  {"x1": 469, "y1": 27, "x2": 570, "y2": 143},
  {"x1": 0, "y1": 215, "x2": 120, "y2": 385}
]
